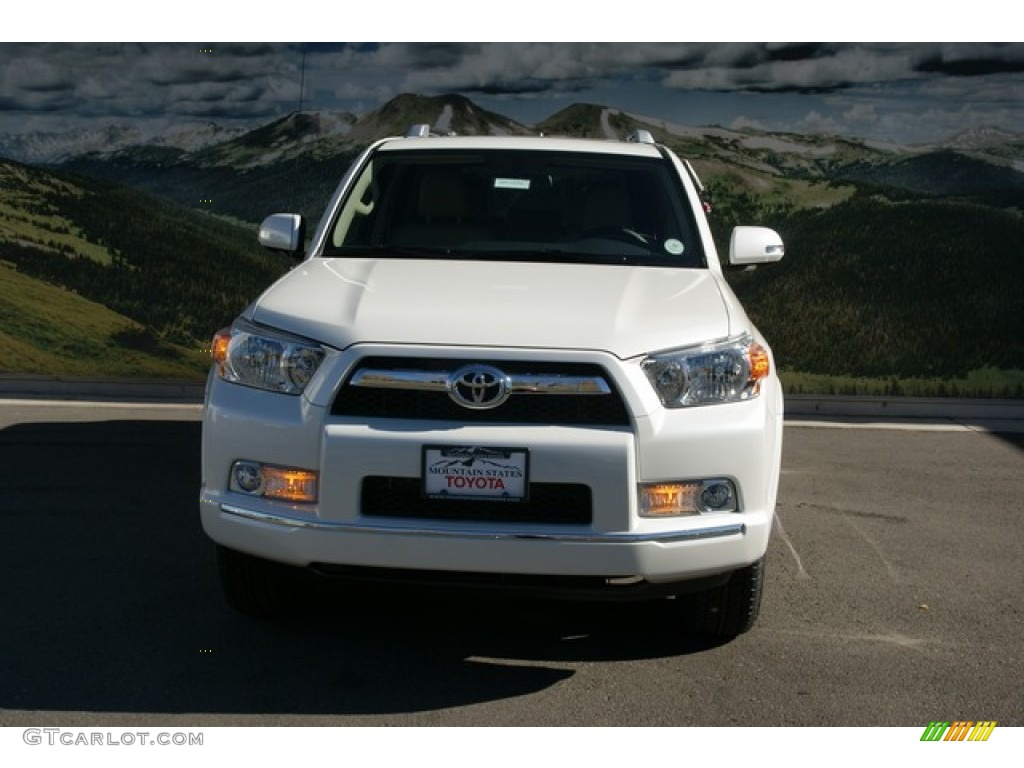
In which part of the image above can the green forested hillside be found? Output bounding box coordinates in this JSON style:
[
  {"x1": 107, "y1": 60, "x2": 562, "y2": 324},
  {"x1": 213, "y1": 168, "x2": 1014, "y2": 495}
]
[
  {"x1": 0, "y1": 160, "x2": 289, "y2": 376},
  {"x1": 0, "y1": 261, "x2": 208, "y2": 378},
  {"x1": 725, "y1": 192, "x2": 1024, "y2": 391},
  {"x1": 60, "y1": 149, "x2": 359, "y2": 225},
  {"x1": 5, "y1": 128, "x2": 1024, "y2": 395},
  {"x1": 834, "y1": 151, "x2": 1024, "y2": 208}
]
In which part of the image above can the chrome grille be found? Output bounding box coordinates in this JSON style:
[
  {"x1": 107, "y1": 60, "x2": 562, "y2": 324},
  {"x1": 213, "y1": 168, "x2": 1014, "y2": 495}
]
[{"x1": 331, "y1": 357, "x2": 631, "y2": 426}]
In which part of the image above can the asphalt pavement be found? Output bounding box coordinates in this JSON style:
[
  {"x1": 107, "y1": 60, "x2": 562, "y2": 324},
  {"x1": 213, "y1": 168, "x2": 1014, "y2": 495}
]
[{"x1": 0, "y1": 390, "x2": 1021, "y2": 727}]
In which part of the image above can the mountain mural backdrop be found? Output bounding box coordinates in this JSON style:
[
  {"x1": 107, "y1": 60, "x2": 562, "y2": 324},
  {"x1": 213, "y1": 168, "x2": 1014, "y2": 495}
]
[{"x1": 1, "y1": 93, "x2": 1022, "y2": 394}]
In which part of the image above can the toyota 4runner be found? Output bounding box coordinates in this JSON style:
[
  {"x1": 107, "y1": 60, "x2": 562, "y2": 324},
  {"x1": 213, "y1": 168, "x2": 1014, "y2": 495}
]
[{"x1": 201, "y1": 125, "x2": 785, "y2": 639}]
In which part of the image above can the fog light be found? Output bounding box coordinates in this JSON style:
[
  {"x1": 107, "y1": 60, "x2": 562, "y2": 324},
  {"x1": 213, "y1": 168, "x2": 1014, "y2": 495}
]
[
  {"x1": 640, "y1": 479, "x2": 738, "y2": 517},
  {"x1": 263, "y1": 466, "x2": 318, "y2": 503},
  {"x1": 640, "y1": 482, "x2": 701, "y2": 517},
  {"x1": 699, "y1": 480, "x2": 737, "y2": 512},
  {"x1": 232, "y1": 461, "x2": 263, "y2": 494},
  {"x1": 229, "y1": 461, "x2": 318, "y2": 503}
]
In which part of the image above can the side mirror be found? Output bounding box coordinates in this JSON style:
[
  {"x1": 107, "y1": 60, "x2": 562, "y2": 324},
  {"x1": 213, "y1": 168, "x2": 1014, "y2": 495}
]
[
  {"x1": 258, "y1": 214, "x2": 305, "y2": 256},
  {"x1": 728, "y1": 226, "x2": 784, "y2": 269}
]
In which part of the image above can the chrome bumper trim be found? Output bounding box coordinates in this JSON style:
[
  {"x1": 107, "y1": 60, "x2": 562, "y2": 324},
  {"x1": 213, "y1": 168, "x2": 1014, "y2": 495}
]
[
  {"x1": 217, "y1": 503, "x2": 744, "y2": 543},
  {"x1": 350, "y1": 368, "x2": 612, "y2": 396}
]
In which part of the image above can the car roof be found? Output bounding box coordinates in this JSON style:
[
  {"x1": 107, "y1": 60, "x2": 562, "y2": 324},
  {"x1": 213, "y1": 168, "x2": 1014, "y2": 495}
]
[{"x1": 374, "y1": 133, "x2": 665, "y2": 158}]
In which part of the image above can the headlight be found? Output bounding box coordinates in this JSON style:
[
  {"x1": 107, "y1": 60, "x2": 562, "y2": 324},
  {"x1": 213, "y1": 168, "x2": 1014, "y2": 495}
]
[
  {"x1": 211, "y1": 321, "x2": 325, "y2": 394},
  {"x1": 641, "y1": 334, "x2": 770, "y2": 407}
]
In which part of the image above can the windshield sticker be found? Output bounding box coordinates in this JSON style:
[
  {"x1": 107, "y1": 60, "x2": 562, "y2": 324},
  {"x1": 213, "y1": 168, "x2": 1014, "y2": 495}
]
[
  {"x1": 664, "y1": 238, "x2": 685, "y2": 255},
  {"x1": 494, "y1": 178, "x2": 531, "y2": 190}
]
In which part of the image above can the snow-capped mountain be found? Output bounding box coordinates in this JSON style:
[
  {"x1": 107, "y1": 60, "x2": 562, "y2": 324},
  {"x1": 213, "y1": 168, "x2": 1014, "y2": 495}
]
[
  {"x1": 0, "y1": 124, "x2": 147, "y2": 164},
  {"x1": 0, "y1": 120, "x2": 249, "y2": 164},
  {"x1": 946, "y1": 126, "x2": 1024, "y2": 151}
]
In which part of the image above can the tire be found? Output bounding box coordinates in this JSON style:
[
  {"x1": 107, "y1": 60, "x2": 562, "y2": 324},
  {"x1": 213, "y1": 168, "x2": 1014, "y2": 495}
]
[
  {"x1": 681, "y1": 557, "x2": 765, "y2": 640},
  {"x1": 215, "y1": 545, "x2": 307, "y2": 619}
]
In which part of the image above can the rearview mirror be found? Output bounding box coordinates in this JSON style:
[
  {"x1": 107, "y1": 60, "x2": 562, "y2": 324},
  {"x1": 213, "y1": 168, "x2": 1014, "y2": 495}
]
[
  {"x1": 258, "y1": 213, "x2": 305, "y2": 255},
  {"x1": 728, "y1": 226, "x2": 784, "y2": 269}
]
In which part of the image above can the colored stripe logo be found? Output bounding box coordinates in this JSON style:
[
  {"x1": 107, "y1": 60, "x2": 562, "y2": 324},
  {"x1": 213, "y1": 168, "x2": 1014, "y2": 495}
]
[{"x1": 920, "y1": 721, "x2": 997, "y2": 741}]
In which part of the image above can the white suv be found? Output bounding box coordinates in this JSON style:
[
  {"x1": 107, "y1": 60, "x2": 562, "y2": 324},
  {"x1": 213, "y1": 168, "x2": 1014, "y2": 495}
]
[{"x1": 201, "y1": 126, "x2": 784, "y2": 639}]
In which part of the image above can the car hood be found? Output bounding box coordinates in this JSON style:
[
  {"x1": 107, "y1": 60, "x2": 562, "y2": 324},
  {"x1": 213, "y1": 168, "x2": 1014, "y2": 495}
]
[{"x1": 248, "y1": 257, "x2": 736, "y2": 359}]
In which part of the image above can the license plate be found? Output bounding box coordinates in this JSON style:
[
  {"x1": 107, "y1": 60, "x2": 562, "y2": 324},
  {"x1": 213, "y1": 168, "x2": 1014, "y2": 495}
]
[{"x1": 423, "y1": 446, "x2": 528, "y2": 501}]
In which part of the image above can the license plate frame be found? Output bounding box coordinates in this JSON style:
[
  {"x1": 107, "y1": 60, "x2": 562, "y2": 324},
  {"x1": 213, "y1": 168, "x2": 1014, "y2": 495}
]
[{"x1": 422, "y1": 445, "x2": 529, "y2": 502}]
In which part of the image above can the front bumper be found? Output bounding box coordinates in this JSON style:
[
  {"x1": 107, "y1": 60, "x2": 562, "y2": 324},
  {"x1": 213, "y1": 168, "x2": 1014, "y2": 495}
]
[
  {"x1": 200, "y1": 349, "x2": 783, "y2": 587},
  {"x1": 201, "y1": 496, "x2": 761, "y2": 583}
]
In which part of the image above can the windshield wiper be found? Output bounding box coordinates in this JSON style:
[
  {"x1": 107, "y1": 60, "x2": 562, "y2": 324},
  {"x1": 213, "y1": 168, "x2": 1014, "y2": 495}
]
[
  {"x1": 323, "y1": 244, "x2": 476, "y2": 259},
  {"x1": 473, "y1": 248, "x2": 632, "y2": 264},
  {"x1": 323, "y1": 244, "x2": 639, "y2": 265}
]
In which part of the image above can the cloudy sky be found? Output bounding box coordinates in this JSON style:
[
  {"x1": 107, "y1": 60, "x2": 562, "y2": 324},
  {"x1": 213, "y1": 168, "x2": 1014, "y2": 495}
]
[{"x1": 2, "y1": 37, "x2": 1022, "y2": 146}]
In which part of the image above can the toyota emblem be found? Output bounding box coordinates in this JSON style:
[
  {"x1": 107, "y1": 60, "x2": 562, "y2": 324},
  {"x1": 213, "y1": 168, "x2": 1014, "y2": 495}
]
[{"x1": 447, "y1": 365, "x2": 511, "y2": 409}]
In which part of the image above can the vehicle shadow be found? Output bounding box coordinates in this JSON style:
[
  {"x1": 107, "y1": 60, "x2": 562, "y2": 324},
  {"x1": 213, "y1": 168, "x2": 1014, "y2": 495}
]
[
  {"x1": 993, "y1": 430, "x2": 1024, "y2": 453},
  {"x1": 0, "y1": 419, "x2": 717, "y2": 718}
]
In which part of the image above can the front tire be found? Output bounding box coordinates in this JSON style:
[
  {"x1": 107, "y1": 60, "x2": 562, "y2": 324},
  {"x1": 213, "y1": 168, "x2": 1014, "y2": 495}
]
[{"x1": 681, "y1": 557, "x2": 765, "y2": 640}]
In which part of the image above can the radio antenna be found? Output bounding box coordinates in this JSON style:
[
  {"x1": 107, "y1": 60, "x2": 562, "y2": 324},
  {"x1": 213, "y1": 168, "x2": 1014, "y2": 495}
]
[{"x1": 297, "y1": 45, "x2": 307, "y2": 114}]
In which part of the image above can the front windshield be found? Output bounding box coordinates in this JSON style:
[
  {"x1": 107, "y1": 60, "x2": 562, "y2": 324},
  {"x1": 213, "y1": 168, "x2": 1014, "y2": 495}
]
[{"x1": 323, "y1": 148, "x2": 705, "y2": 267}]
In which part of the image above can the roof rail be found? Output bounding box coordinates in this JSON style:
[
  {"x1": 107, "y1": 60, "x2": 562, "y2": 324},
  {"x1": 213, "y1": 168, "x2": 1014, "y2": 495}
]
[
  {"x1": 405, "y1": 124, "x2": 432, "y2": 138},
  {"x1": 626, "y1": 129, "x2": 655, "y2": 145}
]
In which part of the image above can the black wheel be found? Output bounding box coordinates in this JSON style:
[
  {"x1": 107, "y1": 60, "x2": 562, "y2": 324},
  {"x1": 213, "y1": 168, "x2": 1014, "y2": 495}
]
[
  {"x1": 681, "y1": 557, "x2": 765, "y2": 640},
  {"x1": 215, "y1": 545, "x2": 307, "y2": 619}
]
